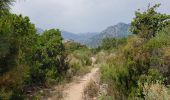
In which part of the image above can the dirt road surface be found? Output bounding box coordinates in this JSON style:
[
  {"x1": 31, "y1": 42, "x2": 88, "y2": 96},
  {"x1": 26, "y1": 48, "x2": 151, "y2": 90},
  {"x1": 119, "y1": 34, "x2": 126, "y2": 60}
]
[{"x1": 47, "y1": 67, "x2": 99, "y2": 100}]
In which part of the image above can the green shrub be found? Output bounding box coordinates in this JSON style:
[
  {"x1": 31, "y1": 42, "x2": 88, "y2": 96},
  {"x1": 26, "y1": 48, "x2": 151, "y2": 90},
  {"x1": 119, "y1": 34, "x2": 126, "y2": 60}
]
[
  {"x1": 68, "y1": 49, "x2": 92, "y2": 76},
  {"x1": 27, "y1": 29, "x2": 68, "y2": 85},
  {"x1": 130, "y1": 4, "x2": 170, "y2": 39},
  {"x1": 70, "y1": 61, "x2": 90, "y2": 76},
  {"x1": 101, "y1": 63, "x2": 128, "y2": 99},
  {"x1": 0, "y1": 13, "x2": 68, "y2": 99},
  {"x1": 100, "y1": 5, "x2": 170, "y2": 98}
]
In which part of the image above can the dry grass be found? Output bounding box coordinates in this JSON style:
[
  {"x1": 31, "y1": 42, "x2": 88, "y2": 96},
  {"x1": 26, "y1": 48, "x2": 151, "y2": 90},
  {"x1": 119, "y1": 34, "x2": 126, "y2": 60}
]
[
  {"x1": 31, "y1": 85, "x2": 65, "y2": 100},
  {"x1": 67, "y1": 53, "x2": 92, "y2": 77},
  {"x1": 83, "y1": 79, "x2": 99, "y2": 100},
  {"x1": 143, "y1": 83, "x2": 170, "y2": 100}
]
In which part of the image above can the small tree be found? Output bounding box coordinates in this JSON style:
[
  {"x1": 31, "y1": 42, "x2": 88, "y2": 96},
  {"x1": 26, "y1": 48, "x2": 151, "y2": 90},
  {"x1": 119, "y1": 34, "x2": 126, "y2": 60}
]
[
  {"x1": 0, "y1": 14, "x2": 36, "y2": 74},
  {"x1": 0, "y1": 0, "x2": 15, "y2": 16},
  {"x1": 29, "y1": 29, "x2": 68, "y2": 84},
  {"x1": 0, "y1": 0, "x2": 15, "y2": 11},
  {"x1": 130, "y1": 4, "x2": 170, "y2": 39}
]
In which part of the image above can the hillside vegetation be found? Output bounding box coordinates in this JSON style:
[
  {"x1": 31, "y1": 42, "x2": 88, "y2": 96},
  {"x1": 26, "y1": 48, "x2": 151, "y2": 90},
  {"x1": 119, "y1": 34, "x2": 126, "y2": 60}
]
[
  {"x1": 60, "y1": 23, "x2": 130, "y2": 48},
  {"x1": 0, "y1": 12, "x2": 68, "y2": 99},
  {"x1": 1, "y1": 1, "x2": 170, "y2": 100},
  {"x1": 87, "y1": 23, "x2": 131, "y2": 48},
  {"x1": 99, "y1": 4, "x2": 170, "y2": 99},
  {"x1": 0, "y1": 1, "x2": 93, "y2": 99}
]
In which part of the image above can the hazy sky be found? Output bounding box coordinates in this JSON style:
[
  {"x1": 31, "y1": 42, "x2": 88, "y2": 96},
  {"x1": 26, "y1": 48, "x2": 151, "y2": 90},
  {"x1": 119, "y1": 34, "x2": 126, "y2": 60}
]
[{"x1": 12, "y1": 0, "x2": 170, "y2": 33}]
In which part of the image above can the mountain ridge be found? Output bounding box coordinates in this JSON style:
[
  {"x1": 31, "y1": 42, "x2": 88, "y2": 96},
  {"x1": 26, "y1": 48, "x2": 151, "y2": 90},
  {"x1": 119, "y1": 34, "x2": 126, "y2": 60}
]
[
  {"x1": 85, "y1": 23, "x2": 131, "y2": 47},
  {"x1": 36, "y1": 22, "x2": 131, "y2": 48}
]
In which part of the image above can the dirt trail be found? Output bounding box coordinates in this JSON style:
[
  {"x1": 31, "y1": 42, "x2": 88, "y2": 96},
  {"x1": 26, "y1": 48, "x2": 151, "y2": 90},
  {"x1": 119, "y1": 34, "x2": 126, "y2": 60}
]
[{"x1": 47, "y1": 67, "x2": 99, "y2": 100}]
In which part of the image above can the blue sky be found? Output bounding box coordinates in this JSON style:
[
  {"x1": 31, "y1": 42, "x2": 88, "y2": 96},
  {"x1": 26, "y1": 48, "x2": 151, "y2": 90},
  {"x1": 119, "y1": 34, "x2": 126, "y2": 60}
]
[{"x1": 12, "y1": 0, "x2": 170, "y2": 33}]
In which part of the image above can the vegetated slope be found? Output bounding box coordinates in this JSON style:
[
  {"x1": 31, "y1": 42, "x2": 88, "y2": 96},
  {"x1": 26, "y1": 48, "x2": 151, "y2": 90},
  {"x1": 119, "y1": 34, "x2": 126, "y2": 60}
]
[
  {"x1": 36, "y1": 29, "x2": 79, "y2": 39},
  {"x1": 86, "y1": 23, "x2": 131, "y2": 48},
  {"x1": 77, "y1": 32, "x2": 99, "y2": 44},
  {"x1": 61, "y1": 31, "x2": 99, "y2": 44},
  {"x1": 37, "y1": 23, "x2": 130, "y2": 48},
  {"x1": 100, "y1": 4, "x2": 170, "y2": 99},
  {"x1": 61, "y1": 31, "x2": 80, "y2": 41},
  {"x1": 36, "y1": 27, "x2": 44, "y2": 34},
  {"x1": 35, "y1": 30, "x2": 98, "y2": 44}
]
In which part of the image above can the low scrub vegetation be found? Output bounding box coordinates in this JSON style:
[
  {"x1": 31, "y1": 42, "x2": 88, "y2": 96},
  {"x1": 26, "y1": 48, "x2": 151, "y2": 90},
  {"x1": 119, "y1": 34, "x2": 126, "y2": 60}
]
[
  {"x1": 101, "y1": 37, "x2": 127, "y2": 50},
  {"x1": 2, "y1": 1, "x2": 170, "y2": 99},
  {"x1": 100, "y1": 4, "x2": 170, "y2": 99},
  {"x1": 83, "y1": 79, "x2": 99, "y2": 100},
  {"x1": 0, "y1": 1, "x2": 93, "y2": 99},
  {"x1": 0, "y1": 12, "x2": 68, "y2": 98},
  {"x1": 67, "y1": 48, "x2": 93, "y2": 76}
]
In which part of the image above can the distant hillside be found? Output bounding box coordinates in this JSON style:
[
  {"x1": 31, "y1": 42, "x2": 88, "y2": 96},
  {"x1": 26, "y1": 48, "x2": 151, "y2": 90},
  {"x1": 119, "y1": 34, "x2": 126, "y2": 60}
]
[
  {"x1": 36, "y1": 27, "x2": 44, "y2": 34},
  {"x1": 35, "y1": 29, "x2": 98, "y2": 44},
  {"x1": 86, "y1": 23, "x2": 132, "y2": 48},
  {"x1": 39, "y1": 23, "x2": 131, "y2": 48},
  {"x1": 61, "y1": 31, "x2": 99, "y2": 44},
  {"x1": 77, "y1": 32, "x2": 99, "y2": 44},
  {"x1": 78, "y1": 32, "x2": 99, "y2": 39},
  {"x1": 61, "y1": 31, "x2": 80, "y2": 41}
]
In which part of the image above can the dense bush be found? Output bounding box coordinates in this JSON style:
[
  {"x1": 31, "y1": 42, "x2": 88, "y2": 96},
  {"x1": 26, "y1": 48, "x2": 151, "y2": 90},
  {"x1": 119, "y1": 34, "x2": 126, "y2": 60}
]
[
  {"x1": 101, "y1": 28, "x2": 170, "y2": 99},
  {"x1": 0, "y1": 12, "x2": 68, "y2": 99},
  {"x1": 0, "y1": 11, "x2": 37, "y2": 99},
  {"x1": 0, "y1": 13, "x2": 36, "y2": 74},
  {"x1": 0, "y1": 2, "x2": 91, "y2": 98},
  {"x1": 100, "y1": 4, "x2": 170, "y2": 99},
  {"x1": 27, "y1": 29, "x2": 68, "y2": 85}
]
